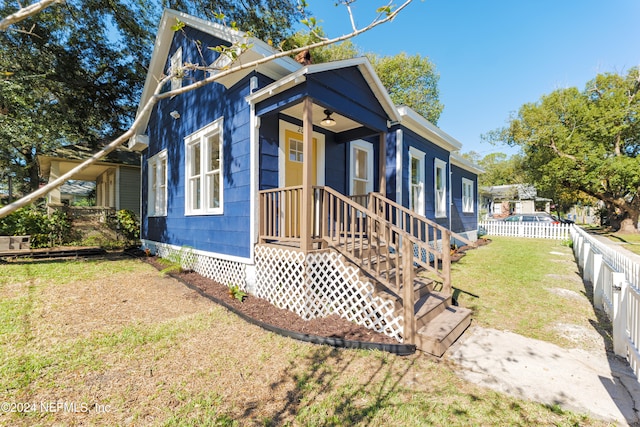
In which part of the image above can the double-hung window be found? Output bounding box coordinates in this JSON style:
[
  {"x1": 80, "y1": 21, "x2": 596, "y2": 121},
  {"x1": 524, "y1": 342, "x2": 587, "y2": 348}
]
[
  {"x1": 434, "y1": 158, "x2": 447, "y2": 218},
  {"x1": 349, "y1": 140, "x2": 373, "y2": 195},
  {"x1": 409, "y1": 147, "x2": 425, "y2": 216},
  {"x1": 462, "y1": 178, "x2": 474, "y2": 213},
  {"x1": 185, "y1": 118, "x2": 223, "y2": 215},
  {"x1": 148, "y1": 150, "x2": 167, "y2": 216}
]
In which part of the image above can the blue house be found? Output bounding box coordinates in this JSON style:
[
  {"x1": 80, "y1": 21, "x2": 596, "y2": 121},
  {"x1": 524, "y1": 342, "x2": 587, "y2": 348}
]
[{"x1": 131, "y1": 9, "x2": 482, "y2": 355}]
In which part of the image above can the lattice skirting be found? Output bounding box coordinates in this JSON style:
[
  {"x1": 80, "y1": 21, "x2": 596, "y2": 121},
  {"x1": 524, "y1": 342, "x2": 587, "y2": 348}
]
[
  {"x1": 254, "y1": 245, "x2": 403, "y2": 342},
  {"x1": 143, "y1": 241, "x2": 247, "y2": 290}
]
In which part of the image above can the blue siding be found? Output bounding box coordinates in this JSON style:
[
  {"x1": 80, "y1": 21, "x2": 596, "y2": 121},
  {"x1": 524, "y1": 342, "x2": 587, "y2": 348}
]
[
  {"x1": 397, "y1": 126, "x2": 450, "y2": 227},
  {"x1": 451, "y1": 164, "x2": 478, "y2": 234},
  {"x1": 141, "y1": 28, "x2": 259, "y2": 259},
  {"x1": 258, "y1": 113, "x2": 280, "y2": 190}
]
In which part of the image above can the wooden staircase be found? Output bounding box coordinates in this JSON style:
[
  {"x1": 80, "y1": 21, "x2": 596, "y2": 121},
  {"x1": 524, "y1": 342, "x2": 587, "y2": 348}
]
[
  {"x1": 319, "y1": 187, "x2": 472, "y2": 356},
  {"x1": 258, "y1": 185, "x2": 472, "y2": 356}
]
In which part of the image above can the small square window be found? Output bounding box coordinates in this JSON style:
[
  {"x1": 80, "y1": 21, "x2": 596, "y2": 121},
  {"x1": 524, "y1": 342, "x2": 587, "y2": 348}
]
[{"x1": 289, "y1": 138, "x2": 303, "y2": 163}]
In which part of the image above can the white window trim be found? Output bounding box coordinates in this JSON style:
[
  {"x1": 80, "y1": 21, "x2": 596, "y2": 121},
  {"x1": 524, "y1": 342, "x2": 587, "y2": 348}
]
[
  {"x1": 170, "y1": 47, "x2": 183, "y2": 91},
  {"x1": 408, "y1": 146, "x2": 425, "y2": 216},
  {"x1": 462, "y1": 177, "x2": 474, "y2": 213},
  {"x1": 148, "y1": 150, "x2": 167, "y2": 217},
  {"x1": 434, "y1": 158, "x2": 447, "y2": 218},
  {"x1": 184, "y1": 118, "x2": 224, "y2": 216},
  {"x1": 349, "y1": 139, "x2": 374, "y2": 196}
]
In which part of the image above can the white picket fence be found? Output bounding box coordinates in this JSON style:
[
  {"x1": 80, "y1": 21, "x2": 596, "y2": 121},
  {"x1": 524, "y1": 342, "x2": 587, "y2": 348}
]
[
  {"x1": 479, "y1": 220, "x2": 571, "y2": 240},
  {"x1": 571, "y1": 226, "x2": 640, "y2": 382}
]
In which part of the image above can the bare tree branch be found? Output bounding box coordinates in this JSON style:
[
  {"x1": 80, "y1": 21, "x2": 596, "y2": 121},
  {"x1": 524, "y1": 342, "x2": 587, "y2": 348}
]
[
  {"x1": 0, "y1": 0, "x2": 414, "y2": 218},
  {"x1": 0, "y1": 0, "x2": 63, "y2": 31}
]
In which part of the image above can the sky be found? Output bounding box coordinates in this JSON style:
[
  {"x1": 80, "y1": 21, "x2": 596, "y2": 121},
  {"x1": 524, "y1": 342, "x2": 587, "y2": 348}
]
[{"x1": 303, "y1": 0, "x2": 640, "y2": 157}]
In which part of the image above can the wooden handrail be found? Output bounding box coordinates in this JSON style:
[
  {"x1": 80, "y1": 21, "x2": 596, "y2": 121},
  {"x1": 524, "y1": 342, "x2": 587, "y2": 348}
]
[
  {"x1": 317, "y1": 186, "x2": 449, "y2": 291},
  {"x1": 370, "y1": 192, "x2": 476, "y2": 248}
]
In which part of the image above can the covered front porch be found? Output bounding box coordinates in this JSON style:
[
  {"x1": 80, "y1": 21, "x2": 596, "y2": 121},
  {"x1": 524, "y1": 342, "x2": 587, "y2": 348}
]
[
  {"x1": 246, "y1": 59, "x2": 471, "y2": 353},
  {"x1": 38, "y1": 146, "x2": 140, "y2": 217}
]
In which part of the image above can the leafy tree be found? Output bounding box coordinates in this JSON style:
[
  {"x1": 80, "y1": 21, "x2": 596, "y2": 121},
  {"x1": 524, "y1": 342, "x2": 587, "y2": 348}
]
[
  {"x1": 0, "y1": 0, "x2": 416, "y2": 218},
  {"x1": 162, "y1": 0, "x2": 304, "y2": 45},
  {"x1": 0, "y1": 0, "x2": 307, "y2": 196},
  {"x1": 491, "y1": 68, "x2": 640, "y2": 231},
  {"x1": 367, "y1": 52, "x2": 443, "y2": 124},
  {"x1": 0, "y1": 0, "x2": 157, "y2": 193},
  {"x1": 473, "y1": 152, "x2": 527, "y2": 188}
]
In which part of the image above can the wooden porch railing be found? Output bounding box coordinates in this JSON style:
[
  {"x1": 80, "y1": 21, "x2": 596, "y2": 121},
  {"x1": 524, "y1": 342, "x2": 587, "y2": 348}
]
[
  {"x1": 259, "y1": 185, "x2": 304, "y2": 243},
  {"x1": 369, "y1": 192, "x2": 476, "y2": 248}
]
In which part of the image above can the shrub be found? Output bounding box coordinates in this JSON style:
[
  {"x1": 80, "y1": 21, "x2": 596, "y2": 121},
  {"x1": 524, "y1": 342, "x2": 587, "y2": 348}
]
[
  {"x1": 0, "y1": 205, "x2": 73, "y2": 248},
  {"x1": 113, "y1": 209, "x2": 140, "y2": 245}
]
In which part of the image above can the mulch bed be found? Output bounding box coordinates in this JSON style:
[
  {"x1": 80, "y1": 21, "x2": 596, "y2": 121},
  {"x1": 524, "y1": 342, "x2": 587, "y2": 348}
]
[
  {"x1": 143, "y1": 256, "x2": 400, "y2": 345},
  {"x1": 140, "y1": 238, "x2": 490, "y2": 348}
]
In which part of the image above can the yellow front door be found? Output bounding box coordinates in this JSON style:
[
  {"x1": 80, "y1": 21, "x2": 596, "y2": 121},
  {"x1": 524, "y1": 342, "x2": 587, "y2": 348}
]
[
  {"x1": 283, "y1": 129, "x2": 317, "y2": 238},
  {"x1": 284, "y1": 129, "x2": 317, "y2": 186}
]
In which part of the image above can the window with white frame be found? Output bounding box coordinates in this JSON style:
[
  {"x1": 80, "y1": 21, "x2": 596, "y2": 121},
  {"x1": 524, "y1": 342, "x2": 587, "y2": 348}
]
[
  {"x1": 434, "y1": 158, "x2": 447, "y2": 218},
  {"x1": 289, "y1": 138, "x2": 303, "y2": 162},
  {"x1": 185, "y1": 119, "x2": 223, "y2": 215},
  {"x1": 462, "y1": 178, "x2": 474, "y2": 213},
  {"x1": 148, "y1": 150, "x2": 167, "y2": 216},
  {"x1": 170, "y1": 47, "x2": 182, "y2": 91},
  {"x1": 409, "y1": 147, "x2": 425, "y2": 216},
  {"x1": 350, "y1": 140, "x2": 373, "y2": 195}
]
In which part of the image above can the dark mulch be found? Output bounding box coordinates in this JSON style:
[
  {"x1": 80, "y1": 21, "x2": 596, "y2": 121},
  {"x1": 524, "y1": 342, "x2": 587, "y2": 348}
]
[{"x1": 144, "y1": 257, "x2": 400, "y2": 345}]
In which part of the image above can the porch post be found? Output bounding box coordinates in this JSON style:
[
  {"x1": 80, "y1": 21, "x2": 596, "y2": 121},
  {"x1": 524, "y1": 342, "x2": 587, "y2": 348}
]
[
  {"x1": 301, "y1": 97, "x2": 313, "y2": 251},
  {"x1": 378, "y1": 132, "x2": 386, "y2": 197}
]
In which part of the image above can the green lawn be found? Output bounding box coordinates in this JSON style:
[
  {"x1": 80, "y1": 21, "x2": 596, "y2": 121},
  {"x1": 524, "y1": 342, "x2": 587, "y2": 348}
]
[
  {"x1": 606, "y1": 232, "x2": 640, "y2": 256},
  {"x1": 452, "y1": 236, "x2": 611, "y2": 350},
  {"x1": 0, "y1": 246, "x2": 611, "y2": 426}
]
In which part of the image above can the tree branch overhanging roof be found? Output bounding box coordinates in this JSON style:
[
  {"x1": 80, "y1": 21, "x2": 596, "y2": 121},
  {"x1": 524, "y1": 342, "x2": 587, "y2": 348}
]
[{"x1": 133, "y1": 8, "x2": 301, "y2": 136}]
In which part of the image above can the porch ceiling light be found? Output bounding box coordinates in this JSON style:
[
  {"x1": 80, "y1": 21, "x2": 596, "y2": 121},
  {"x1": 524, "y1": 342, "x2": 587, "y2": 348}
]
[{"x1": 320, "y1": 109, "x2": 336, "y2": 127}]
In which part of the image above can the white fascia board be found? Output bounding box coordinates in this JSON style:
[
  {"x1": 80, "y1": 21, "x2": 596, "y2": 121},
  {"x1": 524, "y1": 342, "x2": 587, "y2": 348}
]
[
  {"x1": 397, "y1": 106, "x2": 463, "y2": 152},
  {"x1": 132, "y1": 8, "x2": 299, "y2": 137},
  {"x1": 451, "y1": 152, "x2": 484, "y2": 175},
  {"x1": 246, "y1": 67, "x2": 308, "y2": 105}
]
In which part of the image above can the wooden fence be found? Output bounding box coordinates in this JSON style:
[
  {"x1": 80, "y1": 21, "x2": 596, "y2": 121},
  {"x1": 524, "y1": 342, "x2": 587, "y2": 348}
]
[
  {"x1": 479, "y1": 220, "x2": 571, "y2": 240},
  {"x1": 571, "y1": 226, "x2": 640, "y2": 383}
]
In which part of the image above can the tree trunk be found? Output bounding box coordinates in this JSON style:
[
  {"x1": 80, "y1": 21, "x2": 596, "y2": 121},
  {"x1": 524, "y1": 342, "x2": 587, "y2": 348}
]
[{"x1": 619, "y1": 218, "x2": 638, "y2": 233}]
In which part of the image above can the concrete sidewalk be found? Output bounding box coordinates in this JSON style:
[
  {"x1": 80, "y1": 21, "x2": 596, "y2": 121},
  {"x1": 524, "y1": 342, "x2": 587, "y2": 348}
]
[{"x1": 448, "y1": 327, "x2": 640, "y2": 425}]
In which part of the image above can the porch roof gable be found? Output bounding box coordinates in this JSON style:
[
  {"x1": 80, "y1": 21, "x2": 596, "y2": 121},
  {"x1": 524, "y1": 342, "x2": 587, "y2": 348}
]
[{"x1": 246, "y1": 57, "x2": 401, "y2": 124}]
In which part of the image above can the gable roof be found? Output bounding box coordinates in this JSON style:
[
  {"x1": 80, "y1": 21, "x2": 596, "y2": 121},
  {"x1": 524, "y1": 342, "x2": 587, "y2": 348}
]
[
  {"x1": 246, "y1": 57, "x2": 401, "y2": 124},
  {"x1": 133, "y1": 8, "x2": 300, "y2": 138}
]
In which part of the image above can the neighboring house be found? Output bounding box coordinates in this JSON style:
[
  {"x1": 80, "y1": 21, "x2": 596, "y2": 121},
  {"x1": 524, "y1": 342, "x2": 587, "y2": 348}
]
[
  {"x1": 59, "y1": 180, "x2": 95, "y2": 205},
  {"x1": 481, "y1": 184, "x2": 551, "y2": 219},
  {"x1": 131, "y1": 10, "x2": 482, "y2": 355},
  {"x1": 38, "y1": 144, "x2": 141, "y2": 217}
]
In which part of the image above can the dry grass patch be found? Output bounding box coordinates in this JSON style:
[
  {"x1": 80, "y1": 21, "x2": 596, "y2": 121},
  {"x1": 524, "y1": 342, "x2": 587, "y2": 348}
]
[{"x1": 0, "y1": 254, "x2": 608, "y2": 426}]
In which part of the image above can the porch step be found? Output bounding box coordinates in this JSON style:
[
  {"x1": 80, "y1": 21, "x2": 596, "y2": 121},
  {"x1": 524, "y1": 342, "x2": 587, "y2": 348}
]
[
  {"x1": 414, "y1": 306, "x2": 472, "y2": 357},
  {"x1": 414, "y1": 291, "x2": 450, "y2": 330}
]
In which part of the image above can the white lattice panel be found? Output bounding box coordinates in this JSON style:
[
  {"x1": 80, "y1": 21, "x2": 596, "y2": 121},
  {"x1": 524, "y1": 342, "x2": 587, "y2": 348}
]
[
  {"x1": 254, "y1": 245, "x2": 308, "y2": 316},
  {"x1": 306, "y1": 251, "x2": 403, "y2": 341},
  {"x1": 148, "y1": 242, "x2": 246, "y2": 289},
  {"x1": 254, "y1": 245, "x2": 403, "y2": 342}
]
